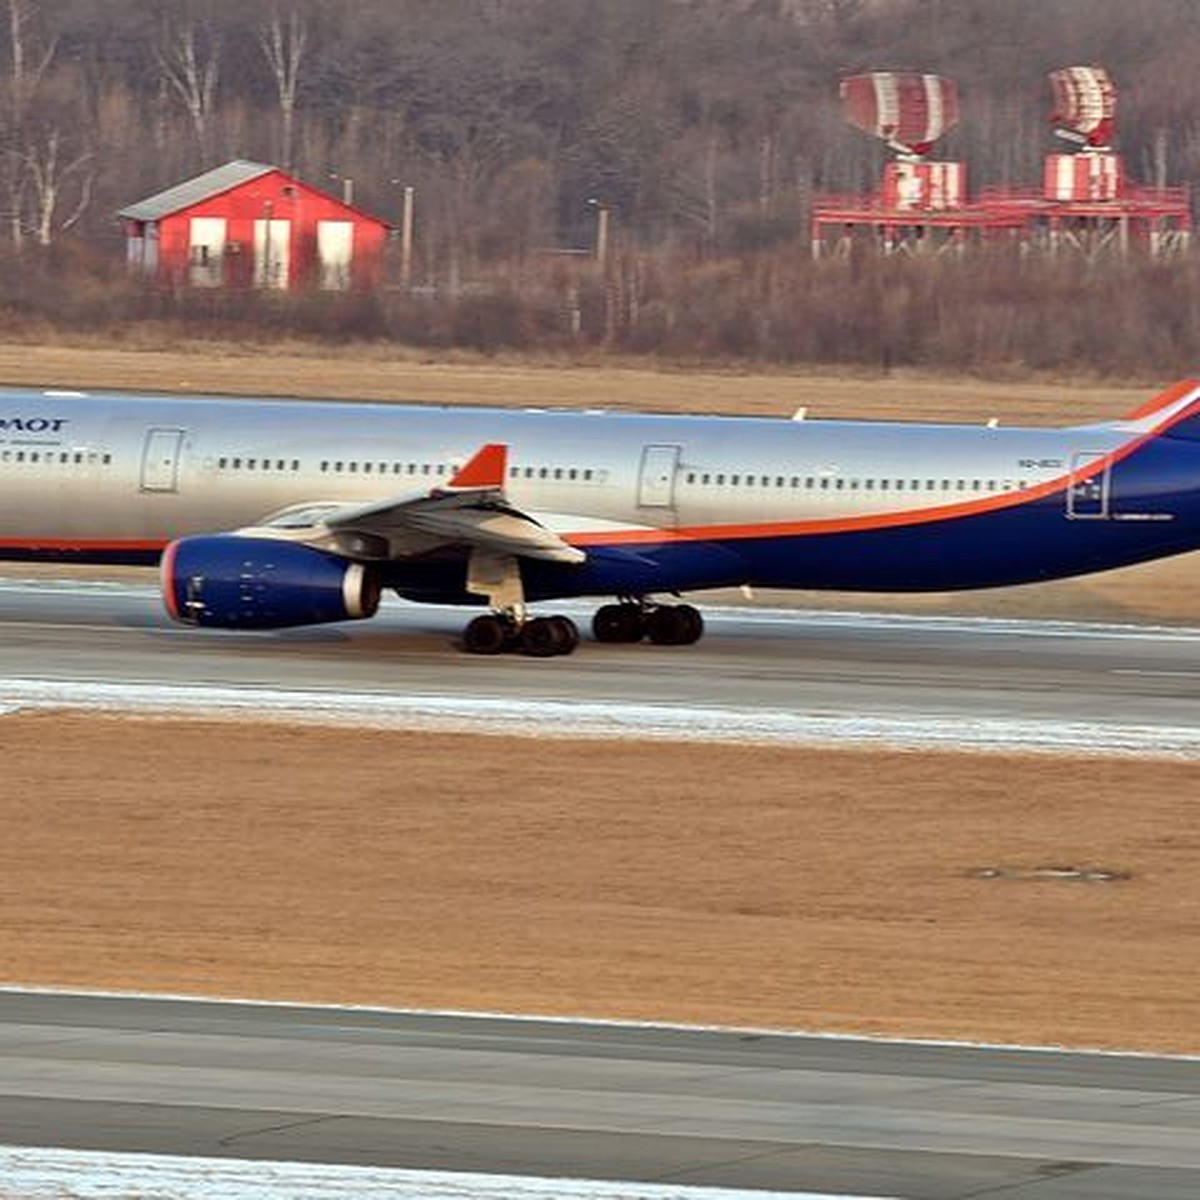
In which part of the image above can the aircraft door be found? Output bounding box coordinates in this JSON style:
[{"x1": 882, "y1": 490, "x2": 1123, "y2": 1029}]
[
  {"x1": 141, "y1": 428, "x2": 185, "y2": 493},
  {"x1": 638, "y1": 444, "x2": 680, "y2": 508},
  {"x1": 1066, "y1": 451, "x2": 1110, "y2": 519}
]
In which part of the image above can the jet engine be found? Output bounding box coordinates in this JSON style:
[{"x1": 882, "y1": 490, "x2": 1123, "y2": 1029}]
[{"x1": 162, "y1": 535, "x2": 381, "y2": 630}]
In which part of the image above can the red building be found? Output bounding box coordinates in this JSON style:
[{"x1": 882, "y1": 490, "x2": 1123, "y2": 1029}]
[{"x1": 119, "y1": 160, "x2": 391, "y2": 290}]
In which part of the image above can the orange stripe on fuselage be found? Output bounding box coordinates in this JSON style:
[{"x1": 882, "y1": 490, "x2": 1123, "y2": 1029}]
[
  {"x1": 0, "y1": 538, "x2": 168, "y2": 552},
  {"x1": 1121, "y1": 378, "x2": 1200, "y2": 422},
  {"x1": 570, "y1": 394, "x2": 1200, "y2": 547}
]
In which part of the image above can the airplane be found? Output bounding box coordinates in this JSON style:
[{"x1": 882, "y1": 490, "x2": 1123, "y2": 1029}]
[{"x1": 2, "y1": 377, "x2": 1200, "y2": 656}]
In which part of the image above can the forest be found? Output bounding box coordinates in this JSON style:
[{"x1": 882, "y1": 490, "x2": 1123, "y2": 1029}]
[{"x1": 3, "y1": 0, "x2": 1200, "y2": 374}]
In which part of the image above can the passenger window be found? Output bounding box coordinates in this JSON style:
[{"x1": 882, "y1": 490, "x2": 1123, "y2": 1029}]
[
  {"x1": 363, "y1": 462, "x2": 372, "y2": 473},
  {"x1": 583, "y1": 469, "x2": 594, "y2": 481},
  {"x1": 731, "y1": 474, "x2": 740, "y2": 485},
  {"x1": 553, "y1": 468, "x2": 563, "y2": 480},
  {"x1": 715, "y1": 474, "x2": 725, "y2": 485},
  {"x1": 233, "y1": 457, "x2": 242, "y2": 469}
]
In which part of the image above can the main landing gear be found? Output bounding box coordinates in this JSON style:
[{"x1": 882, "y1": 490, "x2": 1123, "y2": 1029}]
[
  {"x1": 592, "y1": 600, "x2": 704, "y2": 646},
  {"x1": 461, "y1": 600, "x2": 704, "y2": 657},
  {"x1": 463, "y1": 612, "x2": 580, "y2": 657}
]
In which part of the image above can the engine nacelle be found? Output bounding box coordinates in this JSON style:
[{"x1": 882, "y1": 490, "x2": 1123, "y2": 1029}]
[{"x1": 162, "y1": 535, "x2": 381, "y2": 630}]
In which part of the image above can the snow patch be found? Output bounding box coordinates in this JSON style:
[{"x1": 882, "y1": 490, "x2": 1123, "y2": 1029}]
[
  {"x1": 0, "y1": 675, "x2": 1197, "y2": 758},
  {"x1": 0, "y1": 1147, "x2": 891, "y2": 1200}
]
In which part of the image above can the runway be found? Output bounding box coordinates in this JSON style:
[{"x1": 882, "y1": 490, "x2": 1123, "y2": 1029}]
[
  {"x1": 0, "y1": 991, "x2": 1198, "y2": 1198},
  {"x1": 1, "y1": 574, "x2": 1200, "y2": 752}
]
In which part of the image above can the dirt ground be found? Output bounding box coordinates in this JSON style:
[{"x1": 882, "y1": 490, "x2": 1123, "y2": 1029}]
[{"x1": 1, "y1": 713, "x2": 1197, "y2": 1054}]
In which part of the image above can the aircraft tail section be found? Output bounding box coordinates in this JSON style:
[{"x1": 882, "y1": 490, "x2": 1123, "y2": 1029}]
[{"x1": 1114, "y1": 378, "x2": 1200, "y2": 440}]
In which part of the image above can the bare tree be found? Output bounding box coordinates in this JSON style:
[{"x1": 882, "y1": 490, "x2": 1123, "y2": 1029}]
[
  {"x1": 156, "y1": 18, "x2": 220, "y2": 163},
  {"x1": 259, "y1": 6, "x2": 306, "y2": 171},
  {"x1": 2, "y1": 0, "x2": 56, "y2": 247},
  {"x1": 23, "y1": 125, "x2": 92, "y2": 245}
]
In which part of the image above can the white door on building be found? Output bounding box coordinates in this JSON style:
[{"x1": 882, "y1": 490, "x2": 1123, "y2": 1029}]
[
  {"x1": 188, "y1": 217, "x2": 226, "y2": 286},
  {"x1": 253, "y1": 218, "x2": 291, "y2": 289},
  {"x1": 317, "y1": 220, "x2": 353, "y2": 290}
]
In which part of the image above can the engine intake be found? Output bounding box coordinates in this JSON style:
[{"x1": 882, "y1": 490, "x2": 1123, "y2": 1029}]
[{"x1": 162, "y1": 535, "x2": 381, "y2": 630}]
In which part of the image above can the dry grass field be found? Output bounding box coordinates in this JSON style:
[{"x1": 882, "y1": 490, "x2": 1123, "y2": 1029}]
[{"x1": 1, "y1": 714, "x2": 1197, "y2": 1053}]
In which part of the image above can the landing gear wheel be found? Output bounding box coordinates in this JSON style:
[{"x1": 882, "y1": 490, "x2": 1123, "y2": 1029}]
[
  {"x1": 520, "y1": 615, "x2": 577, "y2": 657},
  {"x1": 645, "y1": 603, "x2": 705, "y2": 646},
  {"x1": 463, "y1": 614, "x2": 512, "y2": 655},
  {"x1": 674, "y1": 603, "x2": 704, "y2": 645},
  {"x1": 547, "y1": 615, "x2": 580, "y2": 654},
  {"x1": 592, "y1": 603, "x2": 644, "y2": 643}
]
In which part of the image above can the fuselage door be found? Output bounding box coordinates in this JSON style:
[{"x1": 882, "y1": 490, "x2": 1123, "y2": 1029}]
[
  {"x1": 141, "y1": 427, "x2": 185, "y2": 493},
  {"x1": 638, "y1": 444, "x2": 680, "y2": 508},
  {"x1": 1066, "y1": 451, "x2": 1110, "y2": 519}
]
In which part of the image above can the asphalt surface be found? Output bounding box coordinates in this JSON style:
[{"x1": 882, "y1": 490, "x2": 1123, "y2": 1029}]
[
  {"x1": 1, "y1": 575, "x2": 1200, "y2": 746},
  {"x1": 0, "y1": 991, "x2": 1198, "y2": 1198},
  {"x1": 3, "y1": 581, "x2": 1200, "y2": 1195}
]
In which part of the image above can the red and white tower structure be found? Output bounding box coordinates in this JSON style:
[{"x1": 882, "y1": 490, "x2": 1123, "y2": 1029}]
[{"x1": 812, "y1": 64, "x2": 1189, "y2": 259}]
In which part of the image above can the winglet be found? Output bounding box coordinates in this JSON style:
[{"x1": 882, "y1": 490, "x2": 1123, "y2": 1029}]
[{"x1": 448, "y1": 443, "x2": 507, "y2": 489}]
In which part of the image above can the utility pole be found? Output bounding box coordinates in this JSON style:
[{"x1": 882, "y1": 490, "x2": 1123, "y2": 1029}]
[
  {"x1": 400, "y1": 184, "x2": 415, "y2": 289},
  {"x1": 588, "y1": 197, "x2": 611, "y2": 267}
]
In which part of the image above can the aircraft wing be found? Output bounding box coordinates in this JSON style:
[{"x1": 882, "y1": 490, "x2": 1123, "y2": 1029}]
[{"x1": 242, "y1": 443, "x2": 586, "y2": 565}]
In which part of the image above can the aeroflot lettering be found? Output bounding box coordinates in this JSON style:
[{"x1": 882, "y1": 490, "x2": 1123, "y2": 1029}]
[{"x1": 0, "y1": 416, "x2": 67, "y2": 433}]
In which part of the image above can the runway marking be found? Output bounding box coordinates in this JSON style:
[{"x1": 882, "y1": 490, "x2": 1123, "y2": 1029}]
[
  {"x1": 0, "y1": 1148, "x2": 889, "y2": 1200},
  {"x1": 1112, "y1": 668, "x2": 1200, "y2": 678},
  {"x1": 1, "y1": 675, "x2": 1199, "y2": 758}
]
